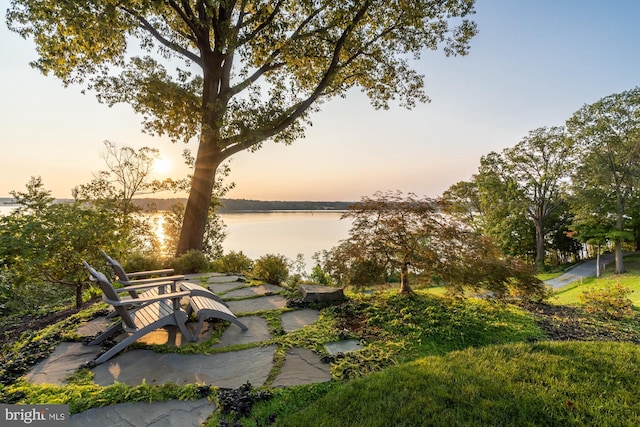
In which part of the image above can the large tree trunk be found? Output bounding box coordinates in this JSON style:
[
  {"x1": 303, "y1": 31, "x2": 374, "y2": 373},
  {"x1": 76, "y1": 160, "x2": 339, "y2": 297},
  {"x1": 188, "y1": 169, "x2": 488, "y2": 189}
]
[
  {"x1": 534, "y1": 220, "x2": 545, "y2": 271},
  {"x1": 614, "y1": 197, "x2": 626, "y2": 274},
  {"x1": 399, "y1": 262, "x2": 413, "y2": 294},
  {"x1": 615, "y1": 239, "x2": 625, "y2": 274},
  {"x1": 176, "y1": 47, "x2": 231, "y2": 256},
  {"x1": 176, "y1": 135, "x2": 222, "y2": 255}
]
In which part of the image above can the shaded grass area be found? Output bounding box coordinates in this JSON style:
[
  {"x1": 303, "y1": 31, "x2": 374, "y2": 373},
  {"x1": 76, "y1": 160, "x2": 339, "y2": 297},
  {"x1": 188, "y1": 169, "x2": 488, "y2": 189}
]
[{"x1": 272, "y1": 341, "x2": 640, "y2": 427}]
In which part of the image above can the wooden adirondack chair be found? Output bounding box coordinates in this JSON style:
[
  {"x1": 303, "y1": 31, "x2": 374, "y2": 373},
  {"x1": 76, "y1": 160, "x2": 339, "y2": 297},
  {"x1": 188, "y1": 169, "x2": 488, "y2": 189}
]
[
  {"x1": 100, "y1": 250, "x2": 229, "y2": 306},
  {"x1": 83, "y1": 261, "x2": 196, "y2": 364}
]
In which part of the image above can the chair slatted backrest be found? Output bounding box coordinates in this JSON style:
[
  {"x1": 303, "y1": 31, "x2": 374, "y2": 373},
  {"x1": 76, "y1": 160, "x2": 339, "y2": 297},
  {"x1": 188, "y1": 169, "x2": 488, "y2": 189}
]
[
  {"x1": 83, "y1": 261, "x2": 137, "y2": 329},
  {"x1": 100, "y1": 250, "x2": 130, "y2": 284}
]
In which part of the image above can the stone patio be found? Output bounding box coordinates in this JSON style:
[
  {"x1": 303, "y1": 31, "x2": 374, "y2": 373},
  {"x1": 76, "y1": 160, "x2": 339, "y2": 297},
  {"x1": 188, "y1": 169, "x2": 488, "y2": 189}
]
[{"x1": 20, "y1": 273, "x2": 362, "y2": 427}]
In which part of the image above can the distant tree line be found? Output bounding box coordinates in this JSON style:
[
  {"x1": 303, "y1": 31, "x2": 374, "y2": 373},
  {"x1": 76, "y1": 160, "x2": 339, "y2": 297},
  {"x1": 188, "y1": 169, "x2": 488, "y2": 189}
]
[{"x1": 131, "y1": 198, "x2": 353, "y2": 213}]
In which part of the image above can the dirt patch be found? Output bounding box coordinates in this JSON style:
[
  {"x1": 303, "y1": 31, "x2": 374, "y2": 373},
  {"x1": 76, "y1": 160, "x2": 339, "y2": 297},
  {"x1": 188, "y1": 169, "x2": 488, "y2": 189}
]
[
  {"x1": 524, "y1": 302, "x2": 640, "y2": 343},
  {"x1": 0, "y1": 305, "x2": 86, "y2": 350}
]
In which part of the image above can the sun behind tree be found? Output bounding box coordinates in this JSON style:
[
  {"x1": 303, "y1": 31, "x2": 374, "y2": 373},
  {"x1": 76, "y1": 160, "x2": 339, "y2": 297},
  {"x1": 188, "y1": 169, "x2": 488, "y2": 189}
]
[{"x1": 152, "y1": 157, "x2": 172, "y2": 176}]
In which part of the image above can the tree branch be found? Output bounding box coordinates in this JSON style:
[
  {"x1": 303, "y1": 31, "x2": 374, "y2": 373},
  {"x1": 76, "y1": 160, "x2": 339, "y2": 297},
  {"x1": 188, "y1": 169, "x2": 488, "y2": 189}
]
[
  {"x1": 120, "y1": 4, "x2": 203, "y2": 66},
  {"x1": 224, "y1": 1, "x2": 373, "y2": 153}
]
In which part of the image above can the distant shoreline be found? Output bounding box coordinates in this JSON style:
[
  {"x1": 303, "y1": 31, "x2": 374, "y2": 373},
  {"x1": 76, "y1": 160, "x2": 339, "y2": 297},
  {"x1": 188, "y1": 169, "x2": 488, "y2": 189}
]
[{"x1": 0, "y1": 197, "x2": 354, "y2": 213}]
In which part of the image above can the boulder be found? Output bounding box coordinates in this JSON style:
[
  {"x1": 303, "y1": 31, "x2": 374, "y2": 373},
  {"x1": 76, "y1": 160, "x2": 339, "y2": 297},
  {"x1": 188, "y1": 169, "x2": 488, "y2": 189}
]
[{"x1": 299, "y1": 284, "x2": 345, "y2": 303}]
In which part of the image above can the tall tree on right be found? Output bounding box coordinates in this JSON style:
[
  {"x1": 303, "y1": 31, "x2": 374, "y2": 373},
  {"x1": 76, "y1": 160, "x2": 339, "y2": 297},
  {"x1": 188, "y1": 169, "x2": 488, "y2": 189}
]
[
  {"x1": 444, "y1": 127, "x2": 575, "y2": 269},
  {"x1": 502, "y1": 126, "x2": 575, "y2": 271},
  {"x1": 567, "y1": 88, "x2": 640, "y2": 274}
]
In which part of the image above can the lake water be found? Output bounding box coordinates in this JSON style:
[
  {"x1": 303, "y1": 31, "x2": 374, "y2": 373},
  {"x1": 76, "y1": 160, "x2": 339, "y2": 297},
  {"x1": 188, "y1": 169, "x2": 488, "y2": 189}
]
[
  {"x1": 0, "y1": 206, "x2": 350, "y2": 271},
  {"x1": 221, "y1": 211, "x2": 350, "y2": 269}
]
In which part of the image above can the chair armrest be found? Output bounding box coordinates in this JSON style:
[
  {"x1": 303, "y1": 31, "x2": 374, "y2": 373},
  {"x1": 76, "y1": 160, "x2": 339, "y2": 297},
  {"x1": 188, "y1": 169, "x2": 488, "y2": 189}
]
[
  {"x1": 126, "y1": 268, "x2": 176, "y2": 278},
  {"x1": 106, "y1": 290, "x2": 190, "y2": 306},
  {"x1": 126, "y1": 275, "x2": 185, "y2": 285},
  {"x1": 115, "y1": 281, "x2": 178, "y2": 293}
]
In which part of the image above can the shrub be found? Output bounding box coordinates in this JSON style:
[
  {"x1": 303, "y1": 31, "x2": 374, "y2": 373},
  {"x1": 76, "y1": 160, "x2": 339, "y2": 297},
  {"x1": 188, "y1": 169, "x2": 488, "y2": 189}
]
[
  {"x1": 212, "y1": 251, "x2": 254, "y2": 274},
  {"x1": 169, "y1": 250, "x2": 210, "y2": 274},
  {"x1": 309, "y1": 265, "x2": 333, "y2": 286},
  {"x1": 122, "y1": 253, "x2": 165, "y2": 273},
  {"x1": 579, "y1": 283, "x2": 634, "y2": 320},
  {"x1": 252, "y1": 254, "x2": 290, "y2": 285}
]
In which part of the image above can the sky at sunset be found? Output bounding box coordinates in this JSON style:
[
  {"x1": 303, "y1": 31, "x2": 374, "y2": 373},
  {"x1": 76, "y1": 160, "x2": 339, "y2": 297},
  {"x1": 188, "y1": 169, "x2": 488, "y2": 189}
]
[{"x1": 1, "y1": 1, "x2": 639, "y2": 201}]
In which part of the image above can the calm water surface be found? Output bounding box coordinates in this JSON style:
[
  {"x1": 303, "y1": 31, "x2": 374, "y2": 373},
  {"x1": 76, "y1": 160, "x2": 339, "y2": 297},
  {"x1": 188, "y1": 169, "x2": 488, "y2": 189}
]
[
  {"x1": 0, "y1": 206, "x2": 350, "y2": 269},
  {"x1": 221, "y1": 211, "x2": 350, "y2": 268}
]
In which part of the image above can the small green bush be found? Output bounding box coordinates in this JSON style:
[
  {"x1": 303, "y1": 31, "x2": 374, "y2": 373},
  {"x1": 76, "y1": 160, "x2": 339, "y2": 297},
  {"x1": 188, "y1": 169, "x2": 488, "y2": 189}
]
[
  {"x1": 579, "y1": 283, "x2": 634, "y2": 320},
  {"x1": 309, "y1": 265, "x2": 333, "y2": 286},
  {"x1": 211, "y1": 251, "x2": 254, "y2": 274},
  {"x1": 169, "y1": 250, "x2": 210, "y2": 274},
  {"x1": 252, "y1": 254, "x2": 290, "y2": 285},
  {"x1": 122, "y1": 253, "x2": 165, "y2": 273}
]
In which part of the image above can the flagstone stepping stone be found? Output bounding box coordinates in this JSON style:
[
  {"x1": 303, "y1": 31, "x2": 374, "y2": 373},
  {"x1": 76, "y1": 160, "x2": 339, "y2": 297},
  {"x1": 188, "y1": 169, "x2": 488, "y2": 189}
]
[
  {"x1": 224, "y1": 284, "x2": 284, "y2": 298},
  {"x1": 281, "y1": 309, "x2": 320, "y2": 332},
  {"x1": 92, "y1": 345, "x2": 277, "y2": 389},
  {"x1": 299, "y1": 284, "x2": 345, "y2": 303},
  {"x1": 271, "y1": 347, "x2": 331, "y2": 387},
  {"x1": 70, "y1": 398, "x2": 214, "y2": 427},
  {"x1": 134, "y1": 324, "x2": 196, "y2": 346},
  {"x1": 75, "y1": 316, "x2": 114, "y2": 337},
  {"x1": 325, "y1": 339, "x2": 362, "y2": 355},
  {"x1": 226, "y1": 295, "x2": 288, "y2": 314},
  {"x1": 214, "y1": 316, "x2": 270, "y2": 347},
  {"x1": 207, "y1": 282, "x2": 245, "y2": 294},
  {"x1": 185, "y1": 272, "x2": 227, "y2": 279},
  {"x1": 26, "y1": 343, "x2": 102, "y2": 385},
  {"x1": 207, "y1": 275, "x2": 245, "y2": 283}
]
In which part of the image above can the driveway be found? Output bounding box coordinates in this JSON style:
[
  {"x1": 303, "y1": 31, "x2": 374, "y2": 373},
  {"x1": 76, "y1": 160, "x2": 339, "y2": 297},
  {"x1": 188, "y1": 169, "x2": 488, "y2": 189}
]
[{"x1": 544, "y1": 254, "x2": 616, "y2": 289}]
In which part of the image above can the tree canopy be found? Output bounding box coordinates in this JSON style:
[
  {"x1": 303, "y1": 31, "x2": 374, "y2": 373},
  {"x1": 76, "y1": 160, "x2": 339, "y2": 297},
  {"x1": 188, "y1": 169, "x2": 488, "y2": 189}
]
[
  {"x1": 445, "y1": 127, "x2": 578, "y2": 269},
  {"x1": 7, "y1": 0, "x2": 478, "y2": 255},
  {"x1": 567, "y1": 87, "x2": 640, "y2": 274}
]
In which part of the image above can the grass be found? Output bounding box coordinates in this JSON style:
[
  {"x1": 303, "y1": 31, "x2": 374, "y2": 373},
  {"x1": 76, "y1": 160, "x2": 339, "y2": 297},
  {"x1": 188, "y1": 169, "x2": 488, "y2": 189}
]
[
  {"x1": 537, "y1": 272, "x2": 563, "y2": 281},
  {"x1": 269, "y1": 341, "x2": 640, "y2": 427}
]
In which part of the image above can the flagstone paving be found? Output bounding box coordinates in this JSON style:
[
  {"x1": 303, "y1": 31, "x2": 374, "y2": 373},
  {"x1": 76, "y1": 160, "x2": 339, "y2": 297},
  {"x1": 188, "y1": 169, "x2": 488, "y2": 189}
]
[
  {"x1": 91, "y1": 345, "x2": 278, "y2": 388},
  {"x1": 70, "y1": 398, "x2": 213, "y2": 427},
  {"x1": 271, "y1": 347, "x2": 332, "y2": 388},
  {"x1": 213, "y1": 315, "x2": 270, "y2": 347},
  {"x1": 26, "y1": 343, "x2": 102, "y2": 385},
  {"x1": 223, "y1": 283, "x2": 284, "y2": 298},
  {"x1": 281, "y1": 308, "x2": 321, "y2": 332},
  {"x1": 325, "y1": 339, "x2": 363, "y2": 355},
  {"x1": 226, "y1": 294, "x2": 289, "y2": 313},
  {"x1": 22, "y1": 273, "x2": 358, "y2": 427},
  {"x1": 206, "y1": 281, "x2": 244, "y2": 294}
]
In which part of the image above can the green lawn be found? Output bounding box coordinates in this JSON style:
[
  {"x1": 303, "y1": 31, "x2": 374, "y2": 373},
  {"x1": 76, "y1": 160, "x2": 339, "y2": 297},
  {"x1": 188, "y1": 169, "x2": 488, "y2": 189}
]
[{"x1": 207, "y1": 286, "x2": 640, "y2": 426}]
